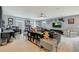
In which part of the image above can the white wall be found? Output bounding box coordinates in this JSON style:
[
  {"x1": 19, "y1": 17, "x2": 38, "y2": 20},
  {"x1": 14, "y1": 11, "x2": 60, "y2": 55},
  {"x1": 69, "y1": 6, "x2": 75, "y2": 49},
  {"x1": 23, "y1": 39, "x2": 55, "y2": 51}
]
[
  {"x1": 15, "y1": 20, "x2": 25, "y2": 32},
  {"x1": 2, "y1": 15, "x2": 37, "y2": 31},
  {"x1": 2, "y1": 15, "x2": 16, "y2": 27},
  {"x1": 3, "y1": 14, "x2": 79, "y2": 31},
  {"x1": 36, "y1": 15, "x2": 79, "y2": 30},
  {"x1": 2, "y1": 15, "x2": 26, "y2": 30},
  {"x1": 64, "y1": 15, "x2": 79, "y2": 29},
  {"x1": 30, "y1": 19, "x2": 37, "y2": 28}
]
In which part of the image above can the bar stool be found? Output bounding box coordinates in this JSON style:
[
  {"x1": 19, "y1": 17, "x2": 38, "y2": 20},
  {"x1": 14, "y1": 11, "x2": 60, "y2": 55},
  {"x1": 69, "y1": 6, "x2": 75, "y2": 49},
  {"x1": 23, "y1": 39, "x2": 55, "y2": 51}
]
[
  {"x1": 35, "y1": 33, "x2": 41, "y2": 46},
  {"x1": 30, "y1": 32, "x2": 34, "y2": 42},
  {"x1": 27, "y1": 31, "x2": 31, "y2": 41},
  {"x1": 32, "y1": 33, "x2": 37, "y2": 44}
]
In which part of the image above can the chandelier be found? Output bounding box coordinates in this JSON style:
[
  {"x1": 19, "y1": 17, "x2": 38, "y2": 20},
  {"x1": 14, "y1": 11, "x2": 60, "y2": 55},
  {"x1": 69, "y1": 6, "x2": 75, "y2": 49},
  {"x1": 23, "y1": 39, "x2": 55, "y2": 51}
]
[{"x1": 39, "y1": 13, "x2": 47, "y2": 17}]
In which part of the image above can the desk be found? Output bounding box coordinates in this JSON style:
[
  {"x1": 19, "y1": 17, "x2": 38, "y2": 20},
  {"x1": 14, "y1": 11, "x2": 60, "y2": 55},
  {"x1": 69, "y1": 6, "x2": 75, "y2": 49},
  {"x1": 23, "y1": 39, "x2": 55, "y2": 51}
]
[{"x1": 0, "y1": 30, "x2": 14, "y2": 45}]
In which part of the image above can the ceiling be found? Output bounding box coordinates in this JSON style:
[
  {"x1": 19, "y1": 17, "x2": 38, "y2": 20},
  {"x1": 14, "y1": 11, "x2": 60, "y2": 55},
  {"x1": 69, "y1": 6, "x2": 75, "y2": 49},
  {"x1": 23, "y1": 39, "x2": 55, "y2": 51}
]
[{"x1": 2, "y1": 6, "x2": 79, "y2": 20}]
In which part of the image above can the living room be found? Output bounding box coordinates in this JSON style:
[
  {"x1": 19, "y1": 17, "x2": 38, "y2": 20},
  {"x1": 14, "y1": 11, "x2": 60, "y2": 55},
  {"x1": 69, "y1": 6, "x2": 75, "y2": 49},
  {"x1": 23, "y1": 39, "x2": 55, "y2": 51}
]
[{"x1": 0, "y1": 6, "x2": 79, "y2": 52}]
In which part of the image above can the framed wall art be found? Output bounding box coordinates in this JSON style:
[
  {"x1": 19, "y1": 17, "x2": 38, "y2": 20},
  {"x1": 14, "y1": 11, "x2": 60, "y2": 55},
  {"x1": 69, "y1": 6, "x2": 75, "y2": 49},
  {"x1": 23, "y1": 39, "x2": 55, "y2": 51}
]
[
  {"x1": 8, "y1": 18, "x2": 13, "y2": 25},
  {"x1": 68, "y1": 18, "x2": 74, "y2": 24}
]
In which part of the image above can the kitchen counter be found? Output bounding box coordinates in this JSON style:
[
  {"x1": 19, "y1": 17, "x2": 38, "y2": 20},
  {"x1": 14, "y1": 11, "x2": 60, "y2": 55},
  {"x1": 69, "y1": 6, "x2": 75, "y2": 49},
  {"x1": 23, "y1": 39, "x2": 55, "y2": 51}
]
[
  {"x1": 40, "y1": 38, "x2": 57, "y2": 51},
  {"x1": 41, "y1": 39, "x2": 53, "y2": 45},
  {"x1": 0, "y1": 30, "x2": 14, "y2": 33}
]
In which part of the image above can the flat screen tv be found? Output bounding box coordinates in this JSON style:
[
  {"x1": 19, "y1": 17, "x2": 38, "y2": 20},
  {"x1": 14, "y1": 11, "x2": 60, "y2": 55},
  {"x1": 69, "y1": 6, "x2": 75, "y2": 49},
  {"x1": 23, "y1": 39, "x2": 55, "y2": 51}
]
[{"x1": 52, "y1": 22, "x2": 62, "y2": 28}]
